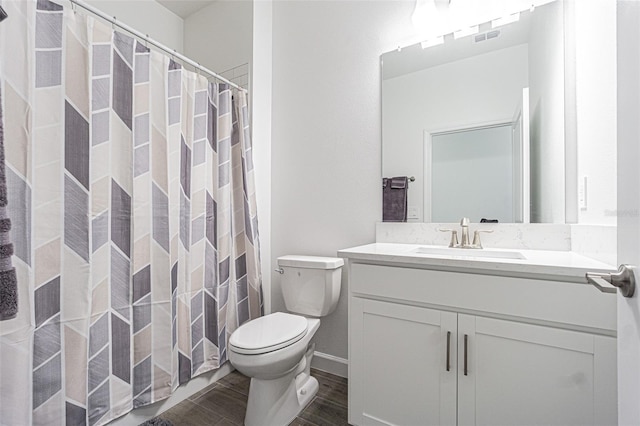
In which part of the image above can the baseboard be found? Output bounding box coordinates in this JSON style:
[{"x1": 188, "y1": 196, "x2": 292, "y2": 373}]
[
  {"x1": 311, "y1": 351, "x2": 348, "y2": 378},
  {"x1": 110, "y1": 362, "x2": 234, "y2": 426}
]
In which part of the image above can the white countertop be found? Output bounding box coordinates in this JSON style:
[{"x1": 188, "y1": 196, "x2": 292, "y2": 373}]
[{"x1": 338, "y1": 243, "x2": 616, "y2": 282}]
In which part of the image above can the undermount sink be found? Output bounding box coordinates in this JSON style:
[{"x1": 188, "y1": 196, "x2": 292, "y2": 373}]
[{"x1": 413, "y1": 246, "x2": 526, "y2": 260}]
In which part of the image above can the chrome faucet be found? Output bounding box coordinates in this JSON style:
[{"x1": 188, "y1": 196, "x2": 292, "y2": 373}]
[
  {"x1": 459, "y1": 217, "x2": 471, "y2": 247},
  {"x1": 440, "y1": 217, "x2": 493, "y2": 249}
]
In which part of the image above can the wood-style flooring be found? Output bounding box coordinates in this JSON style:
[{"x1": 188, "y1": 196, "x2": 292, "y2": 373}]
[{"x1": 154, "y1": 368, "x2": 348, "y2": 426}]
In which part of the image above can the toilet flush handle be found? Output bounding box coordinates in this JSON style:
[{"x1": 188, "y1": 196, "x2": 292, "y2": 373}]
[{"x1": 275, "y1": 268, "x2": 284, "y2": 274}]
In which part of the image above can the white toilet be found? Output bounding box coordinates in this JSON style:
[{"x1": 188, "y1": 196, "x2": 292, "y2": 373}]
[{"x1": 228, "y1": 255, "x2": 344, "y2": 426}]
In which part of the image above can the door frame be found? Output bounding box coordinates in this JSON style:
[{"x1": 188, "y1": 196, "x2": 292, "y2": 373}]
[{"x1": 423, "y1": 114, "x2": 528, "y2": 223}]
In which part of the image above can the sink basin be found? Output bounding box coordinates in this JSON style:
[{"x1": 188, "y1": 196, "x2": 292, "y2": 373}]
[{"x1": 413, "y1": 246, "x2": 526, "y2": 260}]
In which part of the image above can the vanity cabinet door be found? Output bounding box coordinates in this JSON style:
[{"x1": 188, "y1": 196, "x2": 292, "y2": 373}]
[
  {"x1": 349, "y1": 298, "x2": 457, "y2": 426},
  {"x1": 457, "y1": 315, "x2": 617, "y2": 426}
]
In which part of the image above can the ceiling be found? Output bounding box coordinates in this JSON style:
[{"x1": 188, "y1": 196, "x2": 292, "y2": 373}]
[
  {"x1": 157, "y1": 0, "x2": 217, "y2": 19},
  {"x1": 382, "y1": 11, "x2": 532, "y2": 80}
]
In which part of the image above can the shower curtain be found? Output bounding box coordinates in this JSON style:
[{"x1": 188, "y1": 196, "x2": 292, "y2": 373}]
[{"x1": 0, "y1": 1, "x2": 263, "y2": 425}]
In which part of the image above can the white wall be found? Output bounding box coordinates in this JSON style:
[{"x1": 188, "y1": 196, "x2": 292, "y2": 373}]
[
  {"x1": 528, "y1": 0, "x2": 565, "y2": 223},
  {"x1": 382, "y1": 45, "x2": 528, "y2": 222},
  {"x1": 252, "y1": 0, "x2": 273, "y2": 313},
  {"x1": 575, "y1": 0, "x2": 617, "y2": 225},
  {"x1": 270, "y1": 0, "x2": 416, "y2": 368},
  {"x1": 184, "y1": 0, "x2": 253, "y2": 78},
  {"x1": 85, "y1": 0, "x2": 184, "y2": 53}
]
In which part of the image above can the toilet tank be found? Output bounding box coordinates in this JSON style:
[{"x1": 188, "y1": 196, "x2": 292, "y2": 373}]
[{"x1": 277, "y1": 255, "x2": 344, "y2": 317}]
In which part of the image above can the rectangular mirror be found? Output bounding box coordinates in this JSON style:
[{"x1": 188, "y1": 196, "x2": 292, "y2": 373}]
[{"x1": 382, "y1": 1, "x2": 564, "y2": 223}]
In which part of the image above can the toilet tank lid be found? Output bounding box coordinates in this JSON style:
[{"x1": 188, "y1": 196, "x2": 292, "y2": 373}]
[{"x1": 278, "y1": 255, "x2": 344, "y2": 269}]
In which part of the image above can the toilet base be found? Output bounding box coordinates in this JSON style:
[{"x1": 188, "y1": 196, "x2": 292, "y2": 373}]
[{"x1": 244, "y1": 344, "x2": 318, "y2": 426}]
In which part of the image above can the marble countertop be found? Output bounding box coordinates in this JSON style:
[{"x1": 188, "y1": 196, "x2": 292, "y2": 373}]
[{"x1": 338, "y1": 243, "x2": 616, "y2": 282}]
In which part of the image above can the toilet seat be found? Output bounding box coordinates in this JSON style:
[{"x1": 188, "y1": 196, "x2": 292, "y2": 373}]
[{"x1": 229, "y1": 312, "x2": 308, "y2": 355}]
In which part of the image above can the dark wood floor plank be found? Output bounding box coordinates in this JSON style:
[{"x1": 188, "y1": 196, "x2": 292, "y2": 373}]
[
  {"x1": 187, "y1": 382, "x2": 219, "y2": 402},
  {"x1": 158, "y1": 399, "x2": 224, "y2": 426},
  {"x1": 311, "y1": 368, "x2": 347, "y2": 384},
  {"x1": 289, "y1": 415, "x2": 320, "y2": 426},
  {"x1": 311, "y1": 370, "x2": 348, "y2": 408},
  {"x1": 214, "y1": 418, "x2": 241, "y2": 426},
  {"x1": 161, "y1": 368, "x2": 348, "y2": 426},
  {"x1": 192, "y1": 385, "x2": 248, "y2": 425},
  {"x1": 299, "y1": 396, "x2": 349, "y2": 426},
  {"x1": 217, "y1": 370, "x2": 251, "y2": 396}
]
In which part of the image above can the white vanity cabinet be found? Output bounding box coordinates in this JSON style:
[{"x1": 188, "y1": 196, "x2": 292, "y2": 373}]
[
  {"x1": 350, "y1": 298, "x2": 457, "y2": 425},
  {"x1": 346, "y1": 261, "x2": 617, "y2": 426},
  {"x1": 456, "y1": 314, "x2": 615, "y2": 426}
]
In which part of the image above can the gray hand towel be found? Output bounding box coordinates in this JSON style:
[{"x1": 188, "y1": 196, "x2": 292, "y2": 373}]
[
  {"x1": 0, "y1": 87, "x2": 18, "y2": 321},
  {"x1": 382, "y1": 176, "x2": 408, "y2": 222}
]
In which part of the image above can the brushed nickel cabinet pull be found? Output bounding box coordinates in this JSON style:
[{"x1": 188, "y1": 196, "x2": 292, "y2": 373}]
[
  {"x1": 446, "y1": 331, "x2": 451, "y2": 372},
  {"x1": 464, "y1": 334, "x2": 468, "y2": 376}
]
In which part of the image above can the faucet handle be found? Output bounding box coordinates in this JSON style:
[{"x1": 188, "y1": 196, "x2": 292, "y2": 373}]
[
  {"x1": 439, "y1": 228, "x2": 459, "y2": 248},
  {"x1": 472, "y1": 229, "x2": 493, "y2": 248},
  {"x1": 460, "y1": 217, "x2": 470, "y2": 227}
]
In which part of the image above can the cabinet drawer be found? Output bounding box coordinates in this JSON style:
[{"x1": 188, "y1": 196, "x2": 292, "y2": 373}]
[{"x1": 350, "y1": 263, "x2": 616, "y2": 333}]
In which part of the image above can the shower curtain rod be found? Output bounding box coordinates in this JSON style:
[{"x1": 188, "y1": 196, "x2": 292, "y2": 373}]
[{"x1": 68, "y1": 0, "x2": 246, "y2": 93}]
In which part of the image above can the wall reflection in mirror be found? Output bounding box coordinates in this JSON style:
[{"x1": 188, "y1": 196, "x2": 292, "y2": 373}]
[{"x1": 382, "y1": 1, "x2": 572, "y2": 223}]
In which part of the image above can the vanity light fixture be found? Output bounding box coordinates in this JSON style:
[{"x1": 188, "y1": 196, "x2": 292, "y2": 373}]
[
  {"x1": 411, "y1": 0, "x2": 552, "y2": 49},
  {"x1": 491, "y1": 12, "x2": 521, "y2": 28},
  {"x1": 411, "y1": 0, "x2": 445, "y2": 40},
  {"x1": 453, "y1": 25, "x2": 479, "y2": 39},
  {"x1": 421, "y1": 36, "x2": 445, "y2": 49}
]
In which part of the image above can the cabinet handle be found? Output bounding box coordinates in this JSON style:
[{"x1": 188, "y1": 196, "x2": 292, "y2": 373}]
[
  {"x1": 446, "y1": 331, "x2": 451, "y2": 372},
  {"x1": 464, "y1": 334, "x2": 468, "y2": 376}
]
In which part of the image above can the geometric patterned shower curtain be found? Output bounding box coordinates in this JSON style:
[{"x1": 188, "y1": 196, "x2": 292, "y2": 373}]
[{"x1": 0, "y1": 1, "x2": 262, "y2": 424}]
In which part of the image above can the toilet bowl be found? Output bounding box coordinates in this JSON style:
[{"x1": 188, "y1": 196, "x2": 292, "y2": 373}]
[
  {"x1": 228, "y1": 255, "x2": 343, "y2": 426},
  {"x1": 229, "y1": 313, "x2": 321, "y2": 426}
]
